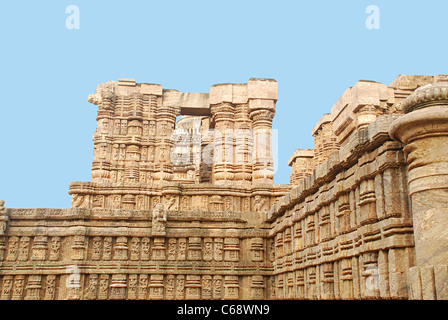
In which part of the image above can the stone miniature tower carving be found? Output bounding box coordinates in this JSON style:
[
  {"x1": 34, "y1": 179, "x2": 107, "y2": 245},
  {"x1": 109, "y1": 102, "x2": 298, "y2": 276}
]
[{"x1": 69, "y1": 78, "x2": 280, "y2": 210}]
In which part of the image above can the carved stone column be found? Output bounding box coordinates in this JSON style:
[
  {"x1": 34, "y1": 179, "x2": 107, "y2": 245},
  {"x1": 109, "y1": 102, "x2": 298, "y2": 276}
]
[
  {"x1": 389, "y1": 75, "x2": 448, "y2": 299},
  {"x1": 88, "y1": 81, "x2": 116, "y2": 183},
  {"x1": 210, "y1": 84, "x2": 236, "y2": 184},
  {"x1": 248, "y1": 78, "x2": 277, "y2": 185},
  {"x1": 234, "y1": 102, "x2": 253, "y2": 185},
  {"x1": 154, "y1": 105, "x2": 180, "y2": 183}
]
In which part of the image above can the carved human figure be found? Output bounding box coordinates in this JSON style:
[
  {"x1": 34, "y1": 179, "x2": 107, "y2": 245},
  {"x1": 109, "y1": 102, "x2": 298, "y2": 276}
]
[
  {"x1": 91, "y1": 237, "x2": 102, "y2": 260},
  {"x1": 85, "y1": 275, "x2": 98, "y2": 300},
  {"x1": 130, "y1": 237, "x2": 140, "y2": 260},
  {"x1": 201, "y1": 196, "x2": 208, "y2": 211},
  {"x1": 7, "y1": 236, "x2": 18, "y2": 261},
  {"x1": 181, "y1": 197, "x2": 189, "y2": 211},
  {"x1": 44, "y1": 275, "x2": 56, "y2": 300},
  {"x1": 166, "y1": 275, "x2": 175, "y2": 299},
  {"x1": 135, "y1": 195, "x2": 145, "y2": 210},
  {"x1": 98, "y1": 275, "x2": 109, "y2": 300},
  {"x1": 1, "y1": 276, "x2": 13, "y2": 300},
  {"x1": 113, "y1": 195, "x2": 121, "y2": 209},
  {"x1": 141, "y1": 237, "x2": 150, "y2": 260},
  {"x1": 167, "y1": 238, "x2": 176, "y2": 260},
  {"x1": 138, "y1": 275, "x2": 148, "y2": 300},
  {"x1": 177, "y1": 238, "x2": 186, "y2": 260},
  {"x1": 128, "y1": 275, "x2": 138, "y2": 300},
  {"x1": 12, "y1": 276, "x2": 24, "y2": 300},
  {"x1": 203, "y1": 239, "x2": 213, "y2": 261},
  {"x1": 18, "y1": 237, "x2": 30, "y2": 261},
  {"x1": 49, "y1": 237, "x2": 61, "y2": 261},
  {"x1": 176, "y1": 275, "x2": 185, "y2": 299},
  {"x1": 213, "y1": 276, "x2": 223, "y2": 299},
  {"x1": 103, "y1": 237, "x2": 112, "y2": 260},
  {"x1": 152, "y1": 203, "x2": 167, "y2": 224}
]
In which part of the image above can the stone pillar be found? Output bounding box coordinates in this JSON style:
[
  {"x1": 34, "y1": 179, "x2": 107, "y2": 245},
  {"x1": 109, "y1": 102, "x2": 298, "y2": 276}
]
[
  {"x1": 248, "y1": 78, "x2": 277, "y2": 185},
  {"x1": 288, "y1": 149, "x2": 315, "y2": 185},
  {"x1": 210, "y1": 83, "x2": 236, "y2": 185},
  {"x1": 389, "y1": 75, "x2": 448, "y2": 300},
  {"x1": 234, "y1": 101, "x2": 254, "y2": 186},
  {"x1": 312, "y1": 113, "x2": 339, "y2": 165},
  {"x1": 153, "y1": 105, "x2": 180, "y2": 183}
]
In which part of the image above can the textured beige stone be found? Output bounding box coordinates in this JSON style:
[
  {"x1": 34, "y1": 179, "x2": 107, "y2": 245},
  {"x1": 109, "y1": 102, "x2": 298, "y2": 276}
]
[{"x1": 1, "y1": 74, "x2": 448, "y2": 300}]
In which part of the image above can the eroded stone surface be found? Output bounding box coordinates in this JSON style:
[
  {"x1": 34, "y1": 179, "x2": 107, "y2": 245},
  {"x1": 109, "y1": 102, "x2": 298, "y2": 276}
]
[{"x1": 1, "y1": 75, "x2": 447, "y2": 300}]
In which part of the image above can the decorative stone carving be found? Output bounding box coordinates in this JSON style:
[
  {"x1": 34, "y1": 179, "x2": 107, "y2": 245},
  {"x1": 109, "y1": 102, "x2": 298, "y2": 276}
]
[
  {"x1": 175, "y1": 275, "x2": 185, "y2": 300},
  {"x1": 138, "y1": 275, "x2": 148, "y2": 300},
  {"x1": 91, "y1": 237, "x2": 102, "y2": 260},
  {"x1": 167, "y1": 238, "x2": 176, "y2": 261},
  {"x1": 12, "y1": 275, "x2": 25, "y2": 300},
  {"x1": 141, "y1": 237, "x2": 150, "y2": 261},
  {"x1": 187, "y1": 237, "x2": 202, "y2": 261},
  {"x1": 224, "y1": 276, "x2": 239, "y2": 300},
  {"x1": 223, "y1": 238, "x2": 239, "y2": 262},
  {"x1": 49, "y1": 237, "x2": 61, "y2": 261},
  {"x1": 110, "y1": 274, "x2": 127, "y2": 300},
  {"x1": 166, "y1": 275, "x2": 175, "y2": 300},
  {"x1": 103, "y1": 237, "x2": 113, "y2": 261},
  {"x1": 152, "y1": 238, "x2": 166, "y2": 261},
  {"x1": 31, "y1": 236, "x2": 47, "y2": 261},
  {"x1": 71, "y1": 235, "x2": 86, "y2": 260},
  {"x1": 44, "y1": 275, "x2": 56, "y2": 300},
  {"x1": 6, "y1": 236, "x2": 18, "y2": 261},
  {"x1": 18, "y1": 236, "x2": 30, "y2": 261},
  {"x1": 3, "y1": 75, "x2": 447, "y2": 301},
  {"x1": 149, "y1": 275, "x2": 164, "y2": 300},
  {"x1": 1, "y1": 276, "x2": 13, "y2": 300},
  {"x1": 113, "y1": 237, "x2": 128, "y2": 260},
  {"x1": 254, "y1": 195, "x2": 268, "y2": 212},
  {"x1": 128, "y1": 274, "x2": 138, "y2": 300},
  {"x1": 84, "y1": 274, "x2": 98, "y2": 300},
  {"x1": 390, "y1": 76, "x2": 448, "y2": 300},
  {"x1": 130, "y1": 237, "x2": 140, "y2": 261},
  {"x1": 152, "y1": 203, "x2": 167, "y2": 236},
  {"x1": 0, "y1": 201, "x2": 8, "y2": 235},
  {"x1": 98, "y1": 274, "x2": 109, "y2": 300}
]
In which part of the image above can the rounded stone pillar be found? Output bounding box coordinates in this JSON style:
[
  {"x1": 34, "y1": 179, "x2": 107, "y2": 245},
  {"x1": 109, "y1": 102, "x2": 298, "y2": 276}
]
[{"x1": 389, "y1": 78, "x2": 448, "y2": 299}]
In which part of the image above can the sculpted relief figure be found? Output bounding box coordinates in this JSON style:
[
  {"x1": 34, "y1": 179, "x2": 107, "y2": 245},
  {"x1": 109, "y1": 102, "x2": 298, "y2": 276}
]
[
  {"x1": 254, "y1": 196, "x2": 268, "y2": 213},
  {"x1": 152, "y1": 203, "x2": 167, "y2": 235},
  {"x1": 71, "y1": 194, "x2": 89, "y2": 208},
  {"x1": 164, "y1": 195, "x2": 177, "y2": 211},
  {"x1": 153, "y1": 203, "x2": 167, "y2": 223}
]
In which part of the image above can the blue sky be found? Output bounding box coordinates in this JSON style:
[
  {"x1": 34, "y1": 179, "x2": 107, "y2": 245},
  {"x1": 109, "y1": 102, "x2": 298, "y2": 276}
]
[{"x1": 0, "y1": 1, "x2": 447, "y2": 208}]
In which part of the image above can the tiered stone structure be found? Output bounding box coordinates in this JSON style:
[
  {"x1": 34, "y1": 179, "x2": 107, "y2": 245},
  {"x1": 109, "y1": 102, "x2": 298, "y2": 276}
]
[{"x1": 0, "y1": 74, "x2": 447, "y2": 300}]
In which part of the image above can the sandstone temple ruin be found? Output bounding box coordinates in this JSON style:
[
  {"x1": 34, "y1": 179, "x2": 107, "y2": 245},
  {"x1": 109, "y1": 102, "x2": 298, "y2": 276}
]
[{"x1": 0, "y1": 75, "x2": 447, "y2": 300}]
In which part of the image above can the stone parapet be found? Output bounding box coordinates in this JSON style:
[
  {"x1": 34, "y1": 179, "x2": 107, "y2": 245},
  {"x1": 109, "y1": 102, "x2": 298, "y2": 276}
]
[{"x1": 267, "y1": 115, "x2": 413, "y2": 299}]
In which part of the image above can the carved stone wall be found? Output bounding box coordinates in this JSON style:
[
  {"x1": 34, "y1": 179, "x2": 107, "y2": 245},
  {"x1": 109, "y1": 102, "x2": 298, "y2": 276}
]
[{"x1": 1, "y1": 75, "x2": 448, "y2": 299}]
